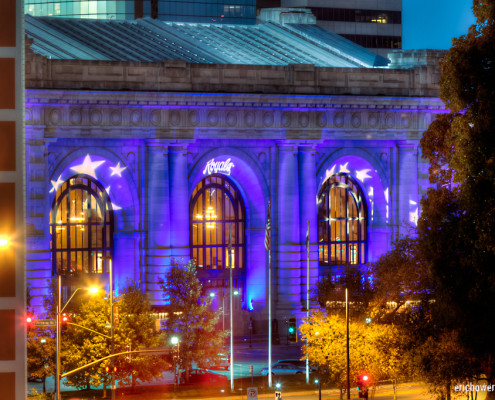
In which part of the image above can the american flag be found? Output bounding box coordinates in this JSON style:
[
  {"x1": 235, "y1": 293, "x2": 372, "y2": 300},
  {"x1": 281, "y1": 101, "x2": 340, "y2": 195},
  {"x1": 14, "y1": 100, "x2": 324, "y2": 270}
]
[
  {"x1": 264, "y1": 201, "x2": 271, "y2": 251},
  {"x1": 306, "y1": 220, "x2": 309, "y2": 251}
]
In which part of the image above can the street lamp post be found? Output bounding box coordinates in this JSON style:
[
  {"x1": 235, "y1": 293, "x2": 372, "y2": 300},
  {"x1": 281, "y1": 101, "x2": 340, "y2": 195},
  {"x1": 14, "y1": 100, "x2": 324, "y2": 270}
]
[
  {"x1": 55, "y1": 276, "x2": 98, "y2": 400},
  {"x1": 170, "y1": 336, "x2": 180, "y2": 393},
  {"x1": 101, "y1": 256, "x2": 116, "y2": 400},
  {"x1": 109, "y1": 259, "x2": 115, "y2": 400}
]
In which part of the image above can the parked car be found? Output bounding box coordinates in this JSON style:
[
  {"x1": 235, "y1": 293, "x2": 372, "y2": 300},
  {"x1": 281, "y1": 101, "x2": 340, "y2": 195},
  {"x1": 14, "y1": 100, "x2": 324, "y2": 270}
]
[
  {"x1": 261, "y1": 362, "x2": 305, "y2": 376},
  {"x1": 184, "y1": 368, "x2": 228, "y2": 386},
  {"x1": 198, "y1": 353, "x2": 230, "y2": 370},
  {"x1": 212, "y1": 353, "x2": 230, "y2": 370},
  {"x1": 261, "y1": 359, "x2": 317, "y2": 376}
]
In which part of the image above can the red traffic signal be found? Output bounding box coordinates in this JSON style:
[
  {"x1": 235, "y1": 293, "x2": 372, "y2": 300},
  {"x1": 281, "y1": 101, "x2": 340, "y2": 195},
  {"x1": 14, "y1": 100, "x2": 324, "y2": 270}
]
[
  {"x1": 357, "y1": 374, "x2": 370, "y2": 399},
  {"x1": 26, "y1": 314, "x2": 34, "y2": 330},
  {"x1": 61, "y1": 314, "x2": 69, "y2": 330}
]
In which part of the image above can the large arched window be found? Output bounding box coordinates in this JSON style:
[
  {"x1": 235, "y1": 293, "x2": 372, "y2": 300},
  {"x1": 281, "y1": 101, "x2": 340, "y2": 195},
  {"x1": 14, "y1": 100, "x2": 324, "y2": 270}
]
[
  {"x1": 190, "y1": 174, "x2": 246, "y2": 288},
  {"x1": 50, "y1": 175, "x2": 114, "y2": 275},
  {"x1": 317, "y1": 173, "x2": 367, "y2": 266}
]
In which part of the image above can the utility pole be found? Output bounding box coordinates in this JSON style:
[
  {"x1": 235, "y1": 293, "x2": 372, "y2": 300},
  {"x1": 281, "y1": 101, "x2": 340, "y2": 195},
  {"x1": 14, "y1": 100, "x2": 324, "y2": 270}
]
[{"x1": 346, "y1": 288, "x2": 350, "y2": 400}]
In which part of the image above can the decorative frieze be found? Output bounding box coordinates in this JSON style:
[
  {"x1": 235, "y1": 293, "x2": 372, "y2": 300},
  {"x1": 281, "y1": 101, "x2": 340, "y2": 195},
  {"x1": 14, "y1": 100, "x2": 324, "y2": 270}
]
[{"x1": 25, "y1": 91, "x2": 447, "y2": 138}]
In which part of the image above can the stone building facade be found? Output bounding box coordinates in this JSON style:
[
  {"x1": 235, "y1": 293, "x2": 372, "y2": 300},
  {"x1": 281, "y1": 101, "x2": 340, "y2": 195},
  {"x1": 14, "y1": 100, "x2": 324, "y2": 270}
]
[{"x1": 25, "y1": 47, "x2": 446, "y2": 334}]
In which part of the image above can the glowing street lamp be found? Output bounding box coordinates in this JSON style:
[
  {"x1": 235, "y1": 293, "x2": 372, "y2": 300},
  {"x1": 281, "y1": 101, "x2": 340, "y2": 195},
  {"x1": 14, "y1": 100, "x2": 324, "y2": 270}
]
[
  {"x1": 170, "y1": 336, "x2": 180, "y2": 392},
  {"x1": 0, "y1": 237, "x2": 9, "y2": 247}
]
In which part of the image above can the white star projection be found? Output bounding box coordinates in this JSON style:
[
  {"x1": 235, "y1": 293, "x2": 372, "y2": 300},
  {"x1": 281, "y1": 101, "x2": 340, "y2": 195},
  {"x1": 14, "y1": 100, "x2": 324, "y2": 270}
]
[
  {"x1": 110, "y1": 162, "x2": 126, "y2": 177},
  {"x1": 49, "y1": 175, "x2": 64, "y2": 193},
  {"x1": 324, "y1": 165, "x2": 337, "y2": 181},
  {"x1": 355, "y1": 169, "x2": 372, "y2": 183},
  {"x1": 111, "y1": 203, "x2": 122, "y2": 210},
  {"x1": 339, "y1": 162, "x2": 350, "y2": 173},
  {"x1": 70, "y1": 155, "x2": 105, "y2": 179},
  {"x1": 105, "y1": 186, "x2": 111, "y2": 196}
]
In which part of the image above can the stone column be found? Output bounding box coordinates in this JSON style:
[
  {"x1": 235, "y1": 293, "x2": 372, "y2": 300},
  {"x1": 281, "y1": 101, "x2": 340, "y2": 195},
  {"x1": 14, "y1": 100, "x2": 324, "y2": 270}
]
[
  {"x1": 298, "y1": 146, "x2": 318, "y2": 308},
  {"x1": 397, "y1": 143, "x2": 419, "y2": 236},
  {"x1": 276, "y1": 144, "x2": 300, "y2": 312},
  {"x1": 168, "y1": 145, "x2": 190, "y2": 259},
  {"x1": 145, "y1": 141, "x2": 170, "y2": 304}
]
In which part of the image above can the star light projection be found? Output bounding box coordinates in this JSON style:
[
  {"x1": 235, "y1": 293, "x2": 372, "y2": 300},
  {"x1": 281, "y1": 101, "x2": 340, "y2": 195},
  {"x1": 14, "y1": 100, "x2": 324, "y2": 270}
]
[
  {"x1": 323, "y1": 159, "x2": 387, "y2": 224},
  {"x1": 50, "y1": 175, "x2": 64, "y2": 193},
  {"x1": 70, "y1": 154, "x2": 105, "y2": 178},
  {"x1": 50, "y1": 154, "x2": 127, "y2": 211},
  {"x1": 110, "y1": 162, "x2": 126, "y2": 177}
]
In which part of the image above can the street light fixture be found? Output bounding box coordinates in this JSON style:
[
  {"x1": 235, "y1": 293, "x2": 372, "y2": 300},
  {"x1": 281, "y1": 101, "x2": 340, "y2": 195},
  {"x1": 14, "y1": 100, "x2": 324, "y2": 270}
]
[{"x1": 0, "y1": 237, "x2": 9, "y2": 247}]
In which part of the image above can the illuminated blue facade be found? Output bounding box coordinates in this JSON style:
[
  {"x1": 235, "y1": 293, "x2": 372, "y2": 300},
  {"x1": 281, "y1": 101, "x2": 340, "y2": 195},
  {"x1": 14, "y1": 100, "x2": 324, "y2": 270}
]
[{"x1": 24, "y1": 15, "x2": 446, "y2": 333}]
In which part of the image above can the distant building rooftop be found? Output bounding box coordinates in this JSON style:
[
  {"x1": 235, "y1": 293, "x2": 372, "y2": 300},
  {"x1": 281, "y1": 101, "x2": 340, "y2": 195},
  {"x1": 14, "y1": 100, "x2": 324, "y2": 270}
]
[{"x1": 25, "y1": 13, "x2": 389, "y2": 68}]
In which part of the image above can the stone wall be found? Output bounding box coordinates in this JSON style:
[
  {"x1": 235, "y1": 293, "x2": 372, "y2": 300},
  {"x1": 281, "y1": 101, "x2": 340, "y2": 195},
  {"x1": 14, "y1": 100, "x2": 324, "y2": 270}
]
[{"x1": 25, "y1": 47, "x2": 444, "y2": 97}]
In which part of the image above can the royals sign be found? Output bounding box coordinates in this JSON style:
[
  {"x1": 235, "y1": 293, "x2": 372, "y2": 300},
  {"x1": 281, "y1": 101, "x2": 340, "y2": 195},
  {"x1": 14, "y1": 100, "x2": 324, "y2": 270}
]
[{"x1": 202, "y1": 158, "x2": 235, "y2": 176}]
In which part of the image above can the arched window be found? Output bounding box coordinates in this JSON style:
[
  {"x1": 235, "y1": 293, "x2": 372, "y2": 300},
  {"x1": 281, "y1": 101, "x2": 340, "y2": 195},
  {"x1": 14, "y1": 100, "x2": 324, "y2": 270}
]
[
  {"x1": 50, "y1": 175, "x2": 114, "y2": 275},
  {"x1": 190, "y1": 174, "x2": 246, "y2": 289},
  {"x1": 317, "y1": 173, "x2": 367, "y2": 266}
]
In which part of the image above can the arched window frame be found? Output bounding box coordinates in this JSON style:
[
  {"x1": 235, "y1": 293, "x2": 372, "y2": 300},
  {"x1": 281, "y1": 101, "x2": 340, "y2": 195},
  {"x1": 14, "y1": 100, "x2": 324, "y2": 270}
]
[
  {"x1": 189, "y1": 174, "x2": 246, "y2": 290},
  {"x1": 50, "y1": 174, "x2": 114, "y2": 275},
  {"x1": 317, "y1": 173, "x2": 368, "y2": 267}
]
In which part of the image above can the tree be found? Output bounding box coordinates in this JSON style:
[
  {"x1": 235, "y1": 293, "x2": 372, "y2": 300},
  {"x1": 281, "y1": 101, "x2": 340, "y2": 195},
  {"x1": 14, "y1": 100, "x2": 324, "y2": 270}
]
[
  {"x1": 300, "y1": 311, "x2": 410, "y2": 391},
  {"x1": 114, "y1": 281, "x2": 169, "y2": 390},
  {"x1": 315, "y1": 266, "x2": 372, "y2": 317},
  {"x1": 414, "y1": 330, "x2": 480, "y2": 400},
  {"x1": 27, "y1": 327, "x2": 56, "y2": 393},
  {"x1": 61, "y1": 294, "x2": 111, "y2": 390},
  {"x1": 419, "y1": 0, "x2": 495, "y2": 392},
  {"x1": 27, "y1": 284, "x2": 56, "y2": 394},
  {"x1": 160, "y1": 260, "x2": 227, "y2": 381}
]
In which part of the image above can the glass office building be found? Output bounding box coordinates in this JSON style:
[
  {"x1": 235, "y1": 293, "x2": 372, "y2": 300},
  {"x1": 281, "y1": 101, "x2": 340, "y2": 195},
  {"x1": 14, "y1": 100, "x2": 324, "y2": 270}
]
[{"x1": 25, "y1": 0, "x2": 257, "y2": 24}]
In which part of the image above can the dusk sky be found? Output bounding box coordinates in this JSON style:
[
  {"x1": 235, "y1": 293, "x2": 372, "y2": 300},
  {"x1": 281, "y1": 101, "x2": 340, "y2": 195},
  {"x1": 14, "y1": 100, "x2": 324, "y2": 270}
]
[{"x1": 403, "y1": 0, "x2": 476, "y2": 49}]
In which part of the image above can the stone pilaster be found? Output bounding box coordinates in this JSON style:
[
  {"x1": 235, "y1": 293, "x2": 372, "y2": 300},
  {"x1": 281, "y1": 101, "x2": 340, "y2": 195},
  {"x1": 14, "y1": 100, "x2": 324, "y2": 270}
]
[
  {"x1": 298, "y1": 146, "x2": 318, "y2": 308},
  {"x1": 168, "y1": 145, "x2": 190, "y2": 259},
  {"x1": 276, "y1": 144, "x2": 300, "y2": 312},
  {"x1": 145, "y1": 141, "x2": 170, "y2": 304}
]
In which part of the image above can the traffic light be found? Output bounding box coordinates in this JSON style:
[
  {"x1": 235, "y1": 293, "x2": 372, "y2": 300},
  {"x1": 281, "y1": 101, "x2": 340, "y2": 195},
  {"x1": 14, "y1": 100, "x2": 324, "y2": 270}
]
[
  {"x1": 357, "y1": 374, "x2": 370, "y2": 399},
  {"x1": 61, "y1": 314, "x2": 69, "y2": 330},
  {"x1": 288, "y1": 317, "x2": 297, "y2": 343},
  {"x1": 26, "y1": 314, "x2": 34, "y2": 331}
]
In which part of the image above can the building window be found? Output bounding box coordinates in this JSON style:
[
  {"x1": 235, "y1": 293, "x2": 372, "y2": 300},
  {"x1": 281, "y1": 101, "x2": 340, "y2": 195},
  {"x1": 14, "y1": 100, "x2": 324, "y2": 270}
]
[
  {"x1": 317, "y1": 173, "x2": 367, "y2": 266},
  {"x1": 50, "y1": 175, "x2": 114, "y2": 275},
  {"x1": 190, "y1": 174, "x2": 246, "y2": 276}
]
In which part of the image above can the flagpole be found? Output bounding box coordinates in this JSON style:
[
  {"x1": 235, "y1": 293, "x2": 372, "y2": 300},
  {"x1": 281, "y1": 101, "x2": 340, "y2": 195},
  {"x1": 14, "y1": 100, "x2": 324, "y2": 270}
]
[
  {"x1": 229, "y1": 228, "x2": 234, "y2": 392},
  {"x1": 306, "y1": 219, "x2": 310, "y2": 384},
  {"x1": 266, "y1": 201, "x2": 272, "y2": 388}
]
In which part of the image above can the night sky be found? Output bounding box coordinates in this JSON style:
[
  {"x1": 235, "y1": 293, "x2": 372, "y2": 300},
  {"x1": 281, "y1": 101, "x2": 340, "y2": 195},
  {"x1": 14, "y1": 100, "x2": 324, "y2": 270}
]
[{"x1": 402, "y1": 0, "x2": 475, "y2": 49}]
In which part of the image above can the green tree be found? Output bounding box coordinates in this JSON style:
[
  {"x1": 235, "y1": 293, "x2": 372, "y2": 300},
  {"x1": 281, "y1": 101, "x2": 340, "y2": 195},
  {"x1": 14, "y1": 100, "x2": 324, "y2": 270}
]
[
  {"x1": 27, "y1": 284, "x2": 56, "y2": 394},
  {"x1": 62, "y1": 294, "x2": 111, "y2": 390},
  {"x1": 300, "y1": 311, "x2": 410, "y2": 391},
  {"x1": 419, "y1": 0, "x2": 495, "y2": 392},
  {"x1": 315, "y1": 266, "x2": 372, "y2": 317},
  {"x1": 114, "y1": 281, "x2": 169, "y2": 390},
  {"x1": 27, "y1": 327, "x2": 56, "y2": 394},
  {"x1": 414, "y1": 330, "x2": 479, "y2": 400},
  {"x1": 160, "y1": 260, "x2": 227, "y2": 381}
]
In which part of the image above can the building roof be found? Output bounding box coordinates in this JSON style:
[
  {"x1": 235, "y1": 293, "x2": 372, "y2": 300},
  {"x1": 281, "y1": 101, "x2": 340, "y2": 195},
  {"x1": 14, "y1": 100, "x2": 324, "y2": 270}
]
[{"x1": 25, "y1": 14, "x2": 389, "y2": 68}]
